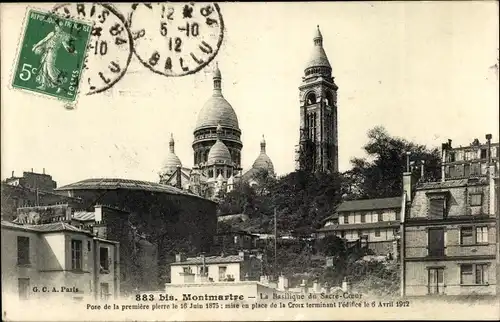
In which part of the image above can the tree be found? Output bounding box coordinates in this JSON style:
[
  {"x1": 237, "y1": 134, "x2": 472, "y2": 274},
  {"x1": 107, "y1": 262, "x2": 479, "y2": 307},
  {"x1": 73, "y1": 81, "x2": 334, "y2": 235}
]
[{"x1": 349, "y1": 126, "x2": 441, "y2": 199}]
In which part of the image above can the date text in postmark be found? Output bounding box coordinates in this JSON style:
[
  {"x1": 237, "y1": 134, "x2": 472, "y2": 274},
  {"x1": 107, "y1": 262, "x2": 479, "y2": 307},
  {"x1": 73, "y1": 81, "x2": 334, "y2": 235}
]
[
  {"x1": 12, "y1": 9, "x2": 92, "y2": 102},
  {"x1": 52, "y1": 3, "x2": 134, "y2": 95},
  {"x1": 128, "y1": 2, "x2": 224, "y2": 77}
]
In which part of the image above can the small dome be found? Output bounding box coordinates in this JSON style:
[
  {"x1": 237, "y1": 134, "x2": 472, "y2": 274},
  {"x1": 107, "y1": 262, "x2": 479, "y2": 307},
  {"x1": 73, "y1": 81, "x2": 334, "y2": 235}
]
[
  {"x1": 252, "y1": 153, "x2": 275, "y2": 174},
  {"x1": 207, "y1": 140, "x2": 232, "y2": 164},
  {"x1": 162, "y1": 154, "x2": 182, "y2": 172},
  {"x1": 161, "y1": 134, "x2": 182, "y2": 174}
]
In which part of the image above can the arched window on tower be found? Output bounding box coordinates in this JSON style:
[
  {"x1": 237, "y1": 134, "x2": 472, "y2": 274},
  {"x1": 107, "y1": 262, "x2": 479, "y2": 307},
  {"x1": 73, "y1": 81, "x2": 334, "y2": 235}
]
[
  {"x1": 325, "y1": 92, "x2": 334, "y2": 107},
  {"x1": 306, "y1": 92, "x2": 317, "y2": 105}
]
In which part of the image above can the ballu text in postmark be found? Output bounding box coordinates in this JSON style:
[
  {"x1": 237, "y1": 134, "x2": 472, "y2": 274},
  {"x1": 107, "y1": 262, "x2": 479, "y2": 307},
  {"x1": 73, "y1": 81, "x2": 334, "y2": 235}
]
[
  {"x1": 128, "y1": 2, "x2": 224, "y2": 77},
  {"x1": 52, "y1": 3, "x2": 134, "y2": 95},
  {"x1": 12, "y1": 9, "x2": 92, "y2": 102}
]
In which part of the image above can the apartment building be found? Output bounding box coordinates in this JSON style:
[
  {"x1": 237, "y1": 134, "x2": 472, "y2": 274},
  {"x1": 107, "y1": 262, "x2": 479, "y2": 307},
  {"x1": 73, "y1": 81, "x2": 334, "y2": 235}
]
[
  {"x1": 317, "y1": 196, "x2": 402, "y2": 256},
  {"x1": 1, "y1": 220, "x2": 119, "y2": 302},
  {"x1": 170, "y1": 251, "x2": 262, "y2": 284},
  {"x1": 402, "y1": 135, "x2": 499, "y2": 297}
]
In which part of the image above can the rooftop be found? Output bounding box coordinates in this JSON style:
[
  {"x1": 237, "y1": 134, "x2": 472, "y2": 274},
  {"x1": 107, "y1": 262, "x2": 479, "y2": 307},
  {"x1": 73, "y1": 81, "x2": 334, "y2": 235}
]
[
  {"x1": 171, "y1": 255, "x2": 245, "y2": 266},
  {"x1": 1, "y1": 220, "x2": 91, "y2": 235},
  {"x1": 336, "y1": 196, "x2": 403, "y2": 213},
  {"x1": 56, "y1": 178, "x2": 208, "y2": 200},
  {"x1": 318, "y1": 221, "x2": 400, "y2": 232}
]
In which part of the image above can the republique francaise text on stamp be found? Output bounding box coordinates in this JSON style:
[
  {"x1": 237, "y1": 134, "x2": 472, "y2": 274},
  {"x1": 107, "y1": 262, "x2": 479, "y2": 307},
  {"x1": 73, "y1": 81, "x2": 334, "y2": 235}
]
[{"x1": 52, "y1": 3, "x2": 134, "y2": 95}]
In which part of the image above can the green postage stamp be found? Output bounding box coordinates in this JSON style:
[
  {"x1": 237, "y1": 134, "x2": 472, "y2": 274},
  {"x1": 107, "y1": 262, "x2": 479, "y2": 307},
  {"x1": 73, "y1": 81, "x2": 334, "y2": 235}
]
[{"x1": 12, "y1": 9, "x2": 92, "y2": 102}]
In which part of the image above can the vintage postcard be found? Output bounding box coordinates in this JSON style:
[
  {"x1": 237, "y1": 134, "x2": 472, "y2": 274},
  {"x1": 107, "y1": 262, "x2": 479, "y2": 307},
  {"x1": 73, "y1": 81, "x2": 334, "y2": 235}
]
[{"x1": 1, "y1": 2, "x2": 499, "y2": 321}]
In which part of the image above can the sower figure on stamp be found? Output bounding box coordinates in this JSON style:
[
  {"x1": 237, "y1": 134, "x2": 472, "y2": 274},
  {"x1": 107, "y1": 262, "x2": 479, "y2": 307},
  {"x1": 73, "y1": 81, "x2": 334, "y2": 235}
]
[{"x1": 32, "y1": 20, "x2": 77, "y2": 93}]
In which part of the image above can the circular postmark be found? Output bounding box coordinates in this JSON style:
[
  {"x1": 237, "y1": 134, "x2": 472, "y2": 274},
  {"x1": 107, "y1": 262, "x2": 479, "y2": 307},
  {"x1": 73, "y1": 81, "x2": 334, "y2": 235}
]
[
  {"x1": 128, "y1": 3, "x2": 224, "y2": 77},
  {"x1": 52, "y1": 3, "x2": 133, "y2": 95}
]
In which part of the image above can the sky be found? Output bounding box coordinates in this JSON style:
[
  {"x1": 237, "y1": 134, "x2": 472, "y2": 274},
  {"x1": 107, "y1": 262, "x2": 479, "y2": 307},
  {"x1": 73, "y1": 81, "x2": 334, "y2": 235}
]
[{"x1": 1, "y1": 2, "x2": 499, "y2": 187}]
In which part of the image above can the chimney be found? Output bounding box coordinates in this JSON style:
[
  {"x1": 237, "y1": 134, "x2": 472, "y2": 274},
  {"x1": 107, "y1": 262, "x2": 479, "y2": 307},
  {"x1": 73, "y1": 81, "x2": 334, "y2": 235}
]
[
  {"x1": 175, "y1": 253, "x2": 186, "y2": 263},
  {"x1": 420, "y1": 160, "x2": 425, "y2": 179},
  {"x1": 31, "y1": 168, "x2": 34, "y2": 172},
  {"x1": 278, "y1": 275, "x2": 289, "y2": 291},
  {"x1": 486, "y1": 134, "x2": 492, "y2": 164},
  {"x1": 176, "y1": 166, "x2": 182, "y2": 189},
  {"x1": 11, "y1": 171, "x2": 14, "y2": 178},
  {"x1": 43, "y1": 168, "x2": 45, "y2": 174},
  {"x1": 441, "y1": 142, "x2": 449, "y2": 182},
  {"x1": 403, "y1": 152, "x2": 413, "y2": 202}
]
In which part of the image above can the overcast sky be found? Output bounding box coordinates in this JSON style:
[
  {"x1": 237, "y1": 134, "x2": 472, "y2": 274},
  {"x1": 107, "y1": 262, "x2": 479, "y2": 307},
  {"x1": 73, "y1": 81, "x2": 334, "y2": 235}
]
[{"x1": 1, "y1": 2, "x2": 499, "y2": 187}]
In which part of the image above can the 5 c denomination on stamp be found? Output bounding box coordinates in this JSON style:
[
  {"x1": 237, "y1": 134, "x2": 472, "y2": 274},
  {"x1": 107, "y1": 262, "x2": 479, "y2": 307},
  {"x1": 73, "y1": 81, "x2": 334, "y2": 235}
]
[
  {"x1": 52, "y1": 3, "x2": 134, "y2": 95},
  {"x1": 128, "y1": 3, "x2": 224, "y2": 77},
  {"x1": 12, "y1": 9, "x2": 92, "y2": 102}
]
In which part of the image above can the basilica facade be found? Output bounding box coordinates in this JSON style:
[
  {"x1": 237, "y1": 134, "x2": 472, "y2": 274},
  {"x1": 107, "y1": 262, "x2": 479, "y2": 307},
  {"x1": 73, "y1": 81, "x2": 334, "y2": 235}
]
[
  {"x1": 159, "y1": 26, "x2": 337, "y2": 200},
  {"x1": 158, "y1": 63, "x2": 275, "y2": 200}
]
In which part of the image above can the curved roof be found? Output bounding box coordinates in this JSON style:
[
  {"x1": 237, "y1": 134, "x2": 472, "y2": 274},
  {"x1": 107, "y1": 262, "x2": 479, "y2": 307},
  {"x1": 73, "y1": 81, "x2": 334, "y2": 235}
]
[
  {"x1": 195, "y1": 96, "x2": 239, "y2": 130},
  {"x1": 162, "y1": 153, "x2": 182, "y2": 173},
  {"x1": 305, "y1": 46, "x2": 331, "y2": 70},
  {"x1": 207, "y1": 140, "x2": 232, "y2": 164},
  {"x1": 56, "y1": 178, "x2": 203, "y2": 198},
  {"x1": 252, "y1": 153, "x2": 275, "y2": 173}
]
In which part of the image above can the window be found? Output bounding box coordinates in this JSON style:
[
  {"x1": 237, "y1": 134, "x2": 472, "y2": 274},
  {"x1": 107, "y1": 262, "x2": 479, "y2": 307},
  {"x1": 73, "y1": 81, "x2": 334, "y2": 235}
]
[
  {"x1": 218, "y1": 266, "x2": 227, "y2": 280},
  {"x1": 480, "y1": 149, "x2": 487, "y2": 159},
  {"x1": 471, "y1": 163, "x2": 480, "y2": 175},
  {"x1": 476, "y1": 227, "x2": 488, "y2": 243},
  {"x1": 449, "y1": 152, "x2": 456, "y2": 162},
  {"x1": 199, "y1": 266, "x2": 208, "y2": 275},
  {"x1": 460, "y1": 227, "x2": 474, "y2": 245},
  {"x1": 460, "y1": 264, "x2": 488, "y2": 285},
  {"x1": 428, "y1": 268, "x2": 445, "y2": 295},
  {"x1": 87, "y1": 241, "x2": 91, "y2": 252},
  {"x1": 464, "y1": 164, "x2": 470, "y2": 177},
  {"x1": 71, "y1": 239, "x2": 83, "y2": 270},
  {"x1": 374, "y1": 229, "x2": 381, "y2": 237},
  {"x1": 182, "y1": 267, "x2": 192, "y2": 274},
  {"x1": 460, "y1": 264, "x2": 473, "y2": 284},
  {"x1": 18, "y1": 278, "x2": 30, "y2": 300},
  {"x1": 429, "y1": 198, "x2": 446, "y2": 219},
  {"x1": 360, "y1": 214, "x2": 366, "y2": 223},
  {"x1": 470, "y1": 194, "x2": 482, "y2": 206},
  {"x1": 448, "y1": 165, "x2": 456, "y2": 178},
  {"x1": 475, "y1": 264, "x2": 488, "y2": 284},
  {"x1": 17, "y1": 236, "x2": 30, "y2": 265},
  {"x1": 395, "y1": 211, "x2": 400, "y2": 221},
  {"x1": 428, "y1": 228, "x2": 445, "y2": 257},
  {"x1": 377, "y1": 213, "x2": 383, "y2": 222},
  {"x1": 343, "y1": 216, "x2": 348, "y2": 224},
  {"x1": 100, "y1": 247, "x2": 109, "y2": 272}
]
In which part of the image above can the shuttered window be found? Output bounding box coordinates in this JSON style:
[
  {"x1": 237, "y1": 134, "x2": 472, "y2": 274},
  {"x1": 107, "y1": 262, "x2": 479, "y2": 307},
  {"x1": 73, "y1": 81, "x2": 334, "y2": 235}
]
[{"x1": 429, "y1": 198, "x2": 445, "y2": 219}]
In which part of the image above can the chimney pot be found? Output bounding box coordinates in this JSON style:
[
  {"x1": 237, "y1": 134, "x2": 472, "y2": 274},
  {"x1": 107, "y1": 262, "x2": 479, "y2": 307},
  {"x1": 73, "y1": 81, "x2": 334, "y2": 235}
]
[
  {"x1": 11, "y1": 171, "x2": 14, "y2": 177},
  {"x1": 486, "y1": 134, "x2": 492, "y2": 141}
]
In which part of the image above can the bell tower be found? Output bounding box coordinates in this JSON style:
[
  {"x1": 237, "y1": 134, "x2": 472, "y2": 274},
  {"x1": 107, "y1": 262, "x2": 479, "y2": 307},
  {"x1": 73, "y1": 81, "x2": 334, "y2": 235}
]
[{"x1": 297, "y1": 26, "x2": 338, "y2": 173}]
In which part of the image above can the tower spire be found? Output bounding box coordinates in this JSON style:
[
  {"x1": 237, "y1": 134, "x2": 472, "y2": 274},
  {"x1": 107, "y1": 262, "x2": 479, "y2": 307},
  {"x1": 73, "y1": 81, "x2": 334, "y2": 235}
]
[
  {"x1": 213, "y1": 62, "x2": 222, "y2": 96},
  {"x1": 169, "y1": 133, "x2": 175, "y2": 153},
  {"x1": 260, "y1": 134, "x2": 266, "y2": 153},
  {"x1": 314, "y1": 25, "x2": 323, "y2": 46}
]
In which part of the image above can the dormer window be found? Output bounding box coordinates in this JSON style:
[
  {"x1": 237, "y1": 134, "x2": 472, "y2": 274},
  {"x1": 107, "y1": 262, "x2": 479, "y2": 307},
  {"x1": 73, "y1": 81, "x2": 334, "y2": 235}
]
[{"x1": 426, "y1": 191, "x2": 449, "y2": 219}]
